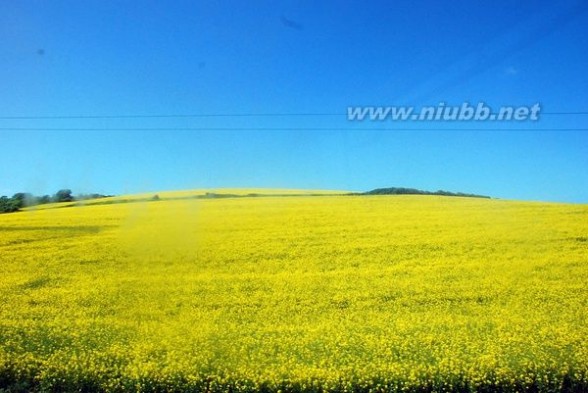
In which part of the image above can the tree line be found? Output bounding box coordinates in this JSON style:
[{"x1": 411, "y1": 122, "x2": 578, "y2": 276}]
[
  {"x1": 0, "y1": 189, "x2": 111, "y2": 213},
  {"x1": 361, "y1": 187, "x2": 490, "y2": 198}
]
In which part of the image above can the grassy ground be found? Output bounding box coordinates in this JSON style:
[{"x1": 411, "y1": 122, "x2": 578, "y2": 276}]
[{"x1": 1, "y1": 193, "x2": 587, "y2": 392}]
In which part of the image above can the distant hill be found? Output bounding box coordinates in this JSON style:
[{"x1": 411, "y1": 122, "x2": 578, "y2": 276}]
[
  {"x1": 6, "y1": 187, "x2": 492, "y2": 214},
  {"x1": 362, "y1": 187, "x2": 490, "y2": 199}
]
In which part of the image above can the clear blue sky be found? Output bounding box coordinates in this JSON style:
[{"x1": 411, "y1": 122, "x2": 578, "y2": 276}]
[{"x1": 1, "y1": 1, "x2": 587, "y2": 203}]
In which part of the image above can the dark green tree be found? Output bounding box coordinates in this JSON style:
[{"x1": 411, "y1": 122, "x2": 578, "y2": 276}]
[
  {"x1": 12, "y1": 192, "x2": 34, "y2": 208},
  {"x1": 0, "y1": 196, "x2": 20, "y2": 213},
  {"x1": 54, "y1": 189, "x2": 74, "y2": 202},
  {"x1": 38, "y1": 195, "x2": 51, "y2": 204}
]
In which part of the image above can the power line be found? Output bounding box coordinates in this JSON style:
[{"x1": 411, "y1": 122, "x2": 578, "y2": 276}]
[
  {"x1": 1, "y1": 127, "x2": 587, "y2": 131},
  {"x1": 0, "y1": 113, "x2": 341, "y2": 120},
  {"x1": 0, "y1": 112, "x2": 587, "y2": 120},
  {"x1": 542, "y1": 112, "x2": 588, "y2": 115}
]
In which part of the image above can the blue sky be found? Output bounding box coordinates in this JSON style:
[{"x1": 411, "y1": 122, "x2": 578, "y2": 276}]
[{"x1": 1, "y1": 1, "x2": 587, "y2": 203}]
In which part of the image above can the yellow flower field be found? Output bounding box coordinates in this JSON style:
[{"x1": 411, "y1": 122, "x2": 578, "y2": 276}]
[{"x1": 1, "y1": 193, "x2": 587, "y2": 392}]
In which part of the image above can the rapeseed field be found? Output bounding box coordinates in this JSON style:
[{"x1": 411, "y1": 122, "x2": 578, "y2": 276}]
[{"x1": 0, "y1": 192, "x2": 587, "y2": 392}]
